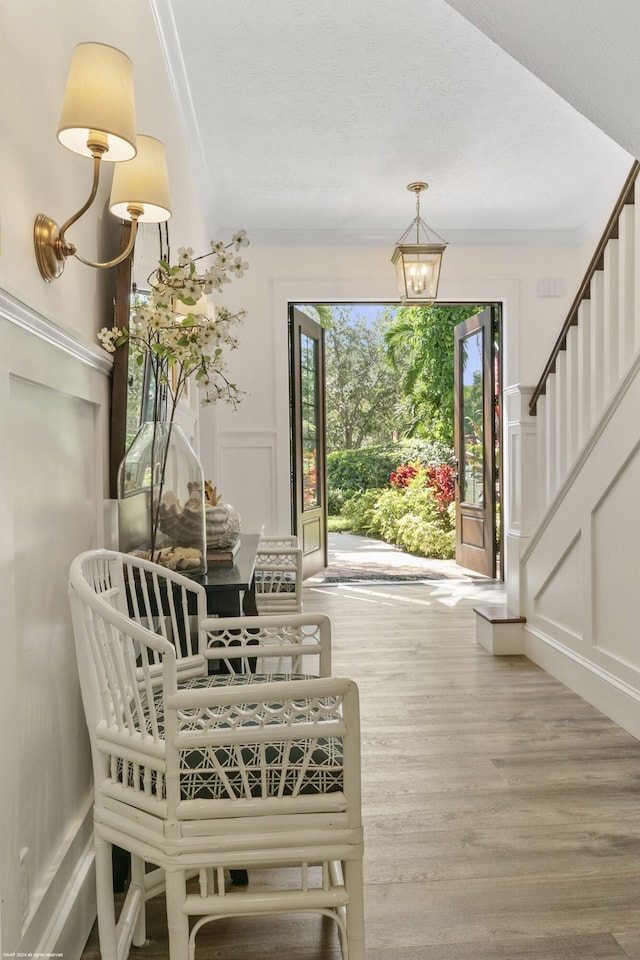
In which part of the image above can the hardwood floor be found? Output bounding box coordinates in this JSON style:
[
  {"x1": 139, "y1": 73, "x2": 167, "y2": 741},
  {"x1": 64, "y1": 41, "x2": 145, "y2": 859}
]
[{"x1": 81, "y1": 578, "x2": 640, "y2": 959}]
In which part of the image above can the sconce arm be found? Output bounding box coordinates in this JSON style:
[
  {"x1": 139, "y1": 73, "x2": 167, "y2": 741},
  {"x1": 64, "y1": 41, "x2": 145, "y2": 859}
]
[
  {"x1": 34, "y1": 151, "x2": 141, "y2": 281},
  {"x1": 73, "y1": 216, "x2": 139, "y2": 270},
  {"x1": 57, "y1": 154, "x2": 103, "y2": 251}
]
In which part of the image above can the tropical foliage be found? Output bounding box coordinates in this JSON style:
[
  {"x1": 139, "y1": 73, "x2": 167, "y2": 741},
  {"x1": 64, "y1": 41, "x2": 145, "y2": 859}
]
[
  {"x1": 303, "y1": 304, "x2": 407, "y2": 450},
  {"x1": 384, "y1": 303, "x2": 483, "y2": 447}
]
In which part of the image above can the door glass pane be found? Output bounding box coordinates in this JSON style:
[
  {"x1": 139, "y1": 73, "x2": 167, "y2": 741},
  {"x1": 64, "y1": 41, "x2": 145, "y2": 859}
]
[
  {"x1": 300, "y1": 332, "x2": 320, "y2": 509},
  {"x1": 462, "y1": 328, "x2": 484, "y2": 505}
]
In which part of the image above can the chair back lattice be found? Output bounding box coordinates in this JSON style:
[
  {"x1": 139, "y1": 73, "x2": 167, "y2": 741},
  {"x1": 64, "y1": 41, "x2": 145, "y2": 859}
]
[
  {"x1": 259, "y1": 535, "x2": 299, "y2": 547},
  {"x1": 203, "y1": 613, "x2": 331, "y2": 676},
  {"x1": 254, "y1": 543, "x2": 303, "y2": 614}
]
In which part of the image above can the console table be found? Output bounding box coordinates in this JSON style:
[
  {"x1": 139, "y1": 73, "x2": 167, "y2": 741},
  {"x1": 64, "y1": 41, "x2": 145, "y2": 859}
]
[{"x1": 195, "y1": 533, "x2": 260, "y2": 618}]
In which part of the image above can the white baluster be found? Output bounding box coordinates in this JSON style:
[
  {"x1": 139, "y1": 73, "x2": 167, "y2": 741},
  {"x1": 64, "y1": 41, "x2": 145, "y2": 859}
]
[
  {"x1": 536, "y1": 392, "x2": 548, "y2": 515},
  {"x1": 589, "y1": 270, "x2": 605, "y2": 424},
  {"x1": 617, "y1": 204, "x2": 635, "y2": 374},
  {"x1": 555, "y1": 350, "x2": 568, "y2": 485},
  {"x1": 634, "y1": 190, "x2": 640, "y2": 356},
  {"x1": 565, "y1": 324, "x2": 579, "y2": 466},
  {"x1": 576, "y1": 299, "x2": 592, "y2": 449},
  {"x1": 602, "y1": 238, "x2": 619, "y2": 404},
  {"x1": 545, "y1": 371, "x2": 558, "y2": 501}
]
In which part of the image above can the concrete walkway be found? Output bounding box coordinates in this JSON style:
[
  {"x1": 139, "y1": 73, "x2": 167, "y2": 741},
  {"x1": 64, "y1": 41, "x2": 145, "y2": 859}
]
[{"x1": 308, "y1": 530, "x2": 489, "y2": 583}]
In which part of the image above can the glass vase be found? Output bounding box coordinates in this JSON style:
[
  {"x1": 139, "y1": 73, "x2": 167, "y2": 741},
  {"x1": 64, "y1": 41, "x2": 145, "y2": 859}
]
[{"x1": 117, "y1": 420, "x2": 207, "y2": 576}]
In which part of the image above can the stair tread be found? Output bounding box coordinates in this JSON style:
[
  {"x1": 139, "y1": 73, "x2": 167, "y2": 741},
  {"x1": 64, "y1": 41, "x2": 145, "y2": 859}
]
[{"x1": 473, "y1": 604, "x2": 526, "y2": 624}]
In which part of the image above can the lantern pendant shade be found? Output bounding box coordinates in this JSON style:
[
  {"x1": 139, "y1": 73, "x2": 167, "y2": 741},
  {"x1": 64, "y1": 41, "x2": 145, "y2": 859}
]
[
  {"x1": 391, "y1": 242, "x2": 446, "y2": 302},
  {"x1": 110, "y1": 135, "x2": 172, "y2": 223},
  {"x1": 57, "y1": 43, "x2": 137, "y2": 161},
  {"x1": 391, "y1": 182, "x2": 448, "y2": 303}
]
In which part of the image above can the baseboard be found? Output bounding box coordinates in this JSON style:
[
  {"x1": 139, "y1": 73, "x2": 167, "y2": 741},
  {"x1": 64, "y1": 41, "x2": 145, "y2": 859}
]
[
  {"x1": 523, "y1": 624, "x2": 640, "y2": 741},
  {"x1": 16, "y1": 797, "x2": 96, "y2": 960},
  {"x1": 42, "y1": 843, "x2": 95, "y2": 960}
]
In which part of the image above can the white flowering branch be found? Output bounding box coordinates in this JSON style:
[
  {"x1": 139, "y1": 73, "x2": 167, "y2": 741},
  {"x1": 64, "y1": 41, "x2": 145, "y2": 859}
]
[{"x1": 99, "y1": 229, "x2": 250, "y2": 411}]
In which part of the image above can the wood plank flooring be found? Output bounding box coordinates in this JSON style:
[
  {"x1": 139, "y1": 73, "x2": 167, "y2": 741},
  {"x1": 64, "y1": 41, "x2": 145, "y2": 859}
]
[{"x1": 81, "y1": 578, "x2": 640, "y2": 959}]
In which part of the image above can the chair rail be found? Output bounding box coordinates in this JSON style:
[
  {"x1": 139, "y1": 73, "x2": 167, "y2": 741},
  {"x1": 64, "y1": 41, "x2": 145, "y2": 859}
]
[{"x1": 529, "y1": 160, "x2": 640, "y2": 415}]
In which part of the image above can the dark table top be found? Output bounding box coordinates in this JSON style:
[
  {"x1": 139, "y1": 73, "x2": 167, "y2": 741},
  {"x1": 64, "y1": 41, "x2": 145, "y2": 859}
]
[{"x1": 194, "y1": 534, "x2": 259, "y2": 592}]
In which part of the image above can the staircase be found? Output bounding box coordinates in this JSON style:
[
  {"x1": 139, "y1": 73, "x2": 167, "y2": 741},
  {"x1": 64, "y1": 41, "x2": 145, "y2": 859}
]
[{"x1": 491, "y1": 160, "x2": 640, "y2": 740}]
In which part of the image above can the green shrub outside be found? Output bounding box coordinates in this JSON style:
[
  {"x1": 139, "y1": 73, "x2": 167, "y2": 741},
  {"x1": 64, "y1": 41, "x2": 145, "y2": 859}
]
[
  {"x1": 327, "y1": 514, "x2": 351, "y2": 533},
  {"x1": 341, "y1": 470, "x2": 456, "y2": 560},
  {"x1": 341, "y1": 489, "x2": 384, "y2": 535},
  {"x1": 327, "y1": 439, "x2": 453, "y2": 510}
]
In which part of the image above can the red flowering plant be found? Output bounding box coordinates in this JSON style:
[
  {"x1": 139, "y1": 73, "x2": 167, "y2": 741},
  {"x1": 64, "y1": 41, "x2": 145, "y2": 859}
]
[
  {"x1": 389, "y1": 461, "x2": 455, "y2": 511},
  {"x1": 425, "y1": 463, "x2": 456, "y2": 512},
  {"x1": 389, "y1": 463, "x2": 419, "y2": 488}
]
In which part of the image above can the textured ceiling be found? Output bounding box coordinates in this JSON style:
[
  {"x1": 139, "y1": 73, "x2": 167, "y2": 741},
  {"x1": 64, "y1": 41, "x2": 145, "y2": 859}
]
[{"x1": 154, "y1": 0, "x2": 633, "y2": 245}]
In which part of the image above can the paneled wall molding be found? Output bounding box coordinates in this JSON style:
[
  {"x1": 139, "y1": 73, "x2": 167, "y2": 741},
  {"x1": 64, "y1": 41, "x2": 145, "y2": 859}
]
[
  {"x1": 522, "y1": 344, "x2": 640, "y2": 564},
  {"x1": 218, "y1": 429, "x2": 278, "y2": 534},
  {"x1": 0, "y1": 292, "x2": 110, "y2": 956},
  {"x1": 0, "y1": 289, "x2": 112, "y2": 376}
]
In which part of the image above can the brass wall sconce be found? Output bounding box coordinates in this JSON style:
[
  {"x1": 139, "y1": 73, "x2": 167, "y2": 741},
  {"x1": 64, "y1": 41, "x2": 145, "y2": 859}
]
[
  {"x1": 34, "y1": 42, "x2": 172, "y2": 283},
  {"x1": 391, "y1": 182, "x2": 448, "y2": 303}
]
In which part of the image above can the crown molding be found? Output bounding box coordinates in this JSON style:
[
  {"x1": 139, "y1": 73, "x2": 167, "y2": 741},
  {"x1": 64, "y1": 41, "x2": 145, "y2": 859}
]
[{"x1": 226, "y1": 225, "x2": 585, "y2": 248}]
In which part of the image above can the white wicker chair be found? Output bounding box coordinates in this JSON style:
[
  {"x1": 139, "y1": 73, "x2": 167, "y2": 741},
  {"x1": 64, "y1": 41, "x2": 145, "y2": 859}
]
[
  {"x1": 254, "y1": 537, "x2": 303, "y2": 615},
  {"x1": 69, "y1": 549, "x2": 364, "y2": 960}
]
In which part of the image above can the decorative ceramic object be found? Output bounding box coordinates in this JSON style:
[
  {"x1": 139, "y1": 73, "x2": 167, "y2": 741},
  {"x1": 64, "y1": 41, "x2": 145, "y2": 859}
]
[
  {"x1": 117, "y1": 420, "x2": 207, "y2": 575},
  {"x1": 206, "y1": 502, "x2": 241, "y2": 549}
]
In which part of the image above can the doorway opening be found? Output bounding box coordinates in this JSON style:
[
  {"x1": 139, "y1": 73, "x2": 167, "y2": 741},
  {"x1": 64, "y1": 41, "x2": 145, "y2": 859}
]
[{"x1": 289, "y1": 301, "x2": 502, "y2": 582}]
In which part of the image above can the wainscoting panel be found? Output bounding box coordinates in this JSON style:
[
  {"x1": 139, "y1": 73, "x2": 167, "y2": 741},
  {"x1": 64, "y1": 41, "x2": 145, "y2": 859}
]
[
  {"x1": 592, "y1": 442, "x2": 640, "y2": 666},
  {"x1": 521, "y1": 355, "x2": 640, "y2": 739},
  {"x1": 218, "y1": 430, "x2": 279, "y2": 535},
  {"x1": 0, "y1": 292, "x2": 110, "y2": 957},
  {"x1": 531, "y1": 531, "x2": 584, "y2": 643}
]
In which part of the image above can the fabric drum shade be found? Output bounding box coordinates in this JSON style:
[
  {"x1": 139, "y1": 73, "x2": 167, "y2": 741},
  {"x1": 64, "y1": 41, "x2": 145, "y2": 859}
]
[{"x1": 57, "y1": 42, "x2": 137, "y2": 161}]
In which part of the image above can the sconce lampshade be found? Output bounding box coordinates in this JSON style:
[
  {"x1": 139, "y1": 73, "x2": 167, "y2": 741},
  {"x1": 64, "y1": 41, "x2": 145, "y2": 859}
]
[
  {"x1": 57, "y1": 42, "x2": 137, "y2": 162},
  {"x1": 109, "y1": 135, "x2": 172, "y2": 223}
]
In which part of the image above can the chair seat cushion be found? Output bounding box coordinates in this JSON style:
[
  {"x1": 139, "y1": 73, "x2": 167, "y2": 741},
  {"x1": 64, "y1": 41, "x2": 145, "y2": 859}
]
[{"x1": 135, "y1": 674, "x2": 343, "y2": 801}]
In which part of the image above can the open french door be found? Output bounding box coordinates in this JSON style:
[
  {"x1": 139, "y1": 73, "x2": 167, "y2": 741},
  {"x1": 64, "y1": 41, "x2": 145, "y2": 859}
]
[
  {"x1": 454, "y1": 307, "x2": 499, "y2": 577},
  {"x1": 289, "y1": 306, "x2": 328, "y2": 577}
]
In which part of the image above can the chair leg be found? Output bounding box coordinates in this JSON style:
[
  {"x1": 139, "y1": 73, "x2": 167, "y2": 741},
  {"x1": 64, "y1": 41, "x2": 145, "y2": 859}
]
[
  {"x1": 95, "y1": 835, "x2": 118, "y2": 960},
  {"x1": 130, "y1": 855, "x2": 147, "y2": 946},
  {"x1": 344, "y1": 859, "x2": 366, "y2": 960},
  {"x1": 165, "y1": 869, "x2": 189, "y2": 960}
]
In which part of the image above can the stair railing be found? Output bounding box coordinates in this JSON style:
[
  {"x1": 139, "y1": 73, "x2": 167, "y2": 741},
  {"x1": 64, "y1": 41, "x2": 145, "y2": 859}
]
[{"x1": 529, "y1": 160, "x2": 639, "y2": 416}]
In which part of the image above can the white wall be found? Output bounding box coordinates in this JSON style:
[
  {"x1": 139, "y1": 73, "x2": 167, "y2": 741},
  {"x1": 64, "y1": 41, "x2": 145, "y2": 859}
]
[{"x1": 0, "y1": 1, "x2": 208, "y2": 954}]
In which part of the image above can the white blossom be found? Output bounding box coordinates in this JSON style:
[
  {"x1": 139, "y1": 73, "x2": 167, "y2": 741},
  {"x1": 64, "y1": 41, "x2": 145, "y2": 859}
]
[{"x1": 97, "y1": 232, "x2": 249, "y2": 411}]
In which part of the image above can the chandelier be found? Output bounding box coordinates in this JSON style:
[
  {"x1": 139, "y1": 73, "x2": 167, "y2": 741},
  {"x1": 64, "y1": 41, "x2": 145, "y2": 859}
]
[{"x1": 391, "y1": 182, "x2": 448, "y2": 303}]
